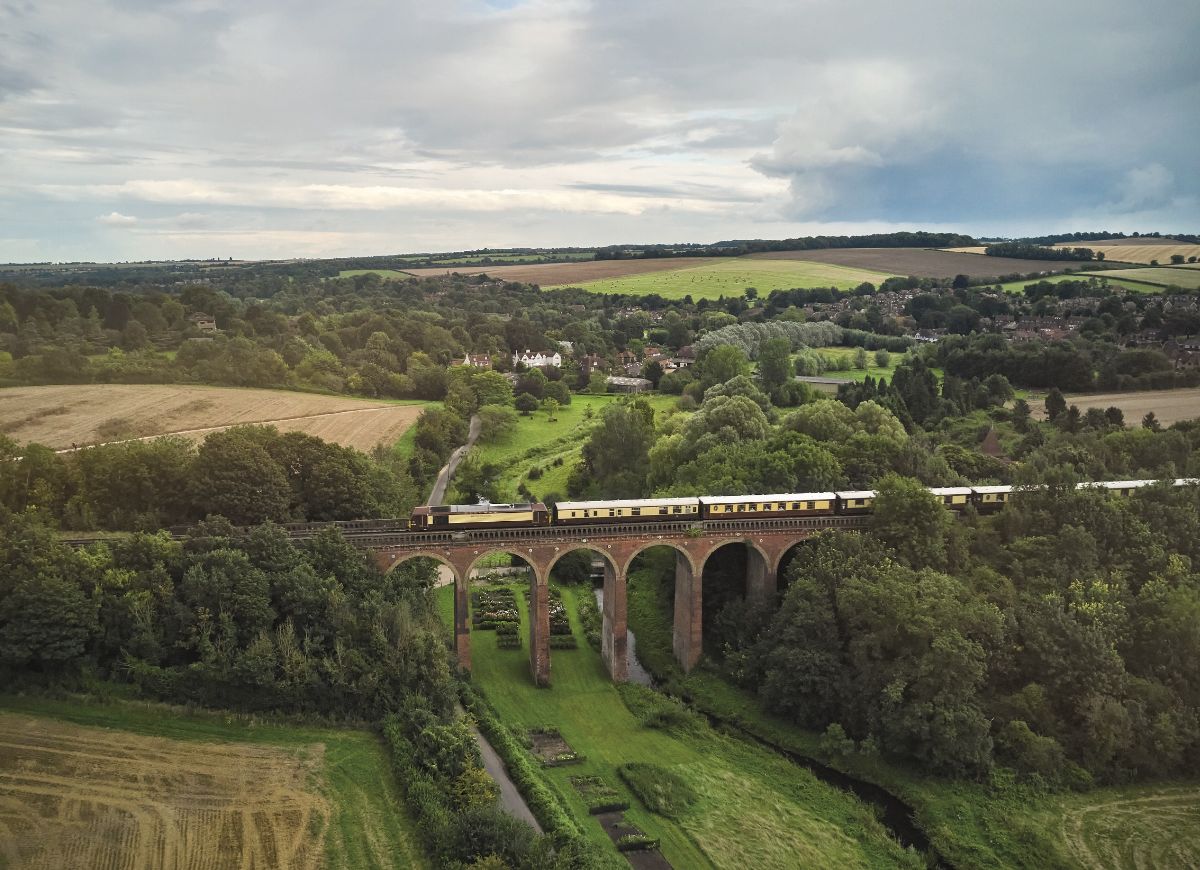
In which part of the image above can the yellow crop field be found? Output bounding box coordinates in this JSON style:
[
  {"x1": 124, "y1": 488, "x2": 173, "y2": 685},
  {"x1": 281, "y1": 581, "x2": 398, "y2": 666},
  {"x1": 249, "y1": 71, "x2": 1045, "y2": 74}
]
[
  {"x1": 1053, "y1": 243, "x2": 1200, "y2": 265},
  {"x1": 1037, "y1": 388, "x2": 1200, "y2": 426},
  {"x1": 0, "y1": 384, "x2": 424, "y2": 452},
  {"x1": 0, "y1": 712, "x2": 330, "y2": 869}
]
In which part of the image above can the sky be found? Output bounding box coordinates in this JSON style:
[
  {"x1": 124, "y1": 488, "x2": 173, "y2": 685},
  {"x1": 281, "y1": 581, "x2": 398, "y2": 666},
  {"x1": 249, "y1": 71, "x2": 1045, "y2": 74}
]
[{"x1": 1, "y1": 0, "x2": 1197, "y2": 263}]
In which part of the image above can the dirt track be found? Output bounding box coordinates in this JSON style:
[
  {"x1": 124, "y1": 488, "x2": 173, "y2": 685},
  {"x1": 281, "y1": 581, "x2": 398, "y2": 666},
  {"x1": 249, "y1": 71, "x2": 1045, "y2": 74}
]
[
  {"x1": 400, "y1": 256, "x2": 716, "y2": 286},
  {"x1": 0, "y1": 712, "x2": 330, "y2": 870},
  {"x1": 0, "y1": 384, "x2": 422, "y2": 452}
]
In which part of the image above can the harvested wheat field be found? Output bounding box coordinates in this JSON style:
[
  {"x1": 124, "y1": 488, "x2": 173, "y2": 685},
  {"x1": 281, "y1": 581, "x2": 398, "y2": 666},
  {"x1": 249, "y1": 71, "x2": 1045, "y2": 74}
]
[
  {"x1": 1036, "y1": 388, "x2": 1200, "y2": 426},
  {"x1": 1051, "y1": 240, "x2": 1199, "y2": 265},
  {"x1": 0, "y1": 384, "x2": 424, "y2": 452},
  {"x1": 1059, "y1": 786, "x2": 1200, "y2": 870},
  {"x1": 400, "y1": 256, "x2": 716, "y2": 286},
  {"x1": 0, "y1": 711, "x2": 330, "y2": 870}
]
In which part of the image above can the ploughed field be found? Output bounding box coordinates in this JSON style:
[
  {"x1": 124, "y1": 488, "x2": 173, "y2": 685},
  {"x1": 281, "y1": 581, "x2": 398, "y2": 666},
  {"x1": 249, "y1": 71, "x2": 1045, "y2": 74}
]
[
  {"x1": 1038, "y1": 388, "x2": 1200, "y2": 426},
  {"x1": 399, "y1": 256, "x2": 716, "y2": 286},
  {"x1": 0, "y1": 711, "x2": 329, "y2": 869},
  {"x1": 0, "y1": 384, "x2": 423, "y2": 452},
  {"x1": 749, "y1": 247, "x2": 1080, "y2": 278}
]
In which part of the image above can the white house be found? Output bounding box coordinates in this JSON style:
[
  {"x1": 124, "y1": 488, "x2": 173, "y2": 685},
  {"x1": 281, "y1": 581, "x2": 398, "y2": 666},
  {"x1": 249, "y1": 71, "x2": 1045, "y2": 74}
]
[{"x1": 512, "y1": 349, "x2": 562, "y2": 368}]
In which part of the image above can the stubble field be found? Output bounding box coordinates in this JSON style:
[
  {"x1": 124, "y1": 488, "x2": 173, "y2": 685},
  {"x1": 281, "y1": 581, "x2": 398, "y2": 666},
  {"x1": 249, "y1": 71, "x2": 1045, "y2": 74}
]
[
  {"x1": 0, "y1": 384, "x2": 424, "y2": 452},
  {"x1": 1037, "y1": 388, "x2": 1200, "y2": 426},
  {"x1": 1051, "y1": 242, "x2": 1200, "y2": 265},
  {"x1": 0, "y1": 711, "x2": 330, "y2": 869}
]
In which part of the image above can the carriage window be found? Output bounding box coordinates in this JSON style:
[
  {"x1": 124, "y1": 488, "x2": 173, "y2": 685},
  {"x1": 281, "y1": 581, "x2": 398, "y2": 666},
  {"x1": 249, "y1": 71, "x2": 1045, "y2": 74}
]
[
  {"x1": 631, "y1": 508, "x2": 640, "y2": 516},
  {"x1": 672, "y1": 506, "x2": 680, "y2": 513},
  {"x1": 736, "y1": 504, "x2": 744, "y2": 512},
  {"x1": 609, "y1": 509, "x2": 616, "y2": 516},
  {"x1": 660, "y1": 507, "x2": 669, "y2": 514}
]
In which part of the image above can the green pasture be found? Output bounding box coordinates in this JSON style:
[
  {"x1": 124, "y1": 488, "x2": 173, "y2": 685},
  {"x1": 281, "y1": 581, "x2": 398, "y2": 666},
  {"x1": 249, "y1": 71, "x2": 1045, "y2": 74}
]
[
  {"x1": 336, "y1": 269, "x2": 413, "y2": 280},
  {"x1": 0, "y1": 694, "x2": 428, "y2": 870},
  {"x1": 439, "y1": 582, "x2": 919, "y2": 869},
  {"x1": 465, "y1": 393, "x2": 679, "y2": 502},
  {"x1": 545, "y1": 256, "x2": 895, "y2": 300},
  {"x1": 1097, "y1": 267, "x2": 1200, "y2": 291},
  {"x1": 994, "y1": 272, "x2": 1161, "y2": 295}
]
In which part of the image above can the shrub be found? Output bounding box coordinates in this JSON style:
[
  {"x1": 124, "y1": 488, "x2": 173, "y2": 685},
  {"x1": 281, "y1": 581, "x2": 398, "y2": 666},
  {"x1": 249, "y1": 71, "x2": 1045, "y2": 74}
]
[
  {"x1": 494, "y1": 622, "x2": 519, "y2": 637},
  {"x1": 549, "y1": 635, "x2": 578, "y2": 649},
  {"x1": 616, "y1": 834, "x2": 659, "y2": 852},
  {"x1": 617, "y1": 762, "x2": 698, "y2": 819},
  {"x1": 570, "y1": 775, "x2": 630, "y2": 814}
]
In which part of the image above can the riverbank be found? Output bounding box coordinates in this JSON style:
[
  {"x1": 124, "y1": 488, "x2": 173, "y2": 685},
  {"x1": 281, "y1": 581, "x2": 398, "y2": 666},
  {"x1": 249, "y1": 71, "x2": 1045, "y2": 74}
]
[{"x1": 438, "y1": 581, "x2": 920, "y2": 868}]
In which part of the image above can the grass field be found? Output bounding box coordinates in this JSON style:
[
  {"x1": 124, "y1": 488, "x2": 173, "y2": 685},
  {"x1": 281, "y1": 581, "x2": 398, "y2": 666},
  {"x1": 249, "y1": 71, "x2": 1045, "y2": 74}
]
[
  {"x1": 995, "y1": 273, "x2": 1162, "y2": 294},
  {"x1": 439, "y1": 582, "x2": 920, "y2": 869},
  {"x1": 0, "y1": 696, "x2": 426, "y2": 870},
  {"x1": 398, "y1": 257, "x2": 715, "y2": 286},
  {"x1": 0, "y1": 384, "x2": 426, "y2": 452},
  {"x1": 1095, "y1": 267, "x2": 1200, "y2": 290},
  {"x1": 749, "y1": 247, "x2": 1076, "y2": 280},
  {"x1": 1035, "y1": 388, "x2": 1200, "y2": 426},
  {"x1": 464, "y1": 393, "x2": 680, "y2": 501},
  {"x1": 337, "y1": 268, "x2": 412, "y2": 279},
  {"x1": 545, "y1": 256, "x2": 895, "y2": 299}
]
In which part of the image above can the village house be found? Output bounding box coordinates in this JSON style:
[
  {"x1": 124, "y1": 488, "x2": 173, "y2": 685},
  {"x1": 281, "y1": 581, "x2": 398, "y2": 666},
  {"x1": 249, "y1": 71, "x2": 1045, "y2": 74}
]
[
  {"x1": 512, "y1": 349, "x2": 562, "y2": 368},
  {"x1": 189, "y1": 313, "x2": 217, "y2": 333},
  {"x1": 579, "y1": 353, "x2": 606, "y2": 375},
  {"x1": 462, "y1": 352, "x2": 492, "y2": 368}
]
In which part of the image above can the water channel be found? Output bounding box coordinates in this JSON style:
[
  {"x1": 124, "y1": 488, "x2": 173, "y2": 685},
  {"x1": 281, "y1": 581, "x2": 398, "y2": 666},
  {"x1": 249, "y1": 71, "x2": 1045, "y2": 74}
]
[{"x1": 593, "y1": 583, "x2": 947, "y2": 866}]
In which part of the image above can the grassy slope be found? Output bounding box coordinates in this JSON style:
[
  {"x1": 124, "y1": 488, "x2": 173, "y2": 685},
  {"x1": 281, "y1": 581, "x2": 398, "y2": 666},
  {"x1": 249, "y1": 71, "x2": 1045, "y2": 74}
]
[
  {"x1": 546, "y1": 256, "x2": 895, "y2": 299},
  {"x1": 995, "y1": 272, "x2": 1161, "y2": 295},
  {"x1": 440, "y1": 582, "x2": 920, "y2": 869},
  {"x1": 1098, "y1": 267, "x2": 1200, "y2": 290},
  {"x1": 466, "y1": 393, "x2": 679, "y2": 501},
  {"x1": 0, "y1": 694, "x2": 428, "y2": 870},
  {"x1": 624, "y1": 567, "x2": 1200, "y2": 870},
  {"x1": 805, "y1": 347, "x2": 944, "y2": 386}
]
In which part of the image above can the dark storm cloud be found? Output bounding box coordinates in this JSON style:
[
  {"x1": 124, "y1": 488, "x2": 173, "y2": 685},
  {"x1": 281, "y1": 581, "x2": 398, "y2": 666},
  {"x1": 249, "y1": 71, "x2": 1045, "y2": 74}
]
[{"x1": 0, "y1": 0, "x2": 1196, "y2": 261}]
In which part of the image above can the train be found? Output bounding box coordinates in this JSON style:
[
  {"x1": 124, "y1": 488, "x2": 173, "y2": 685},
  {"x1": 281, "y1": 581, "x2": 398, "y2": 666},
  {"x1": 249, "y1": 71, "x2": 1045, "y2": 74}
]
[{"x1": 403, "y1": 478, "x2": 1199, "y2": 531}]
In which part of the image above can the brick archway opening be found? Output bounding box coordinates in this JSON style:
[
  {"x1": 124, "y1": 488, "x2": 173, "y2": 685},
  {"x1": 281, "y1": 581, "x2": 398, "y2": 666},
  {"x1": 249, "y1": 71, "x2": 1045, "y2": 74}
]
[{"x1": 463, "y1": 547, "x2": 552, "y2": 687}]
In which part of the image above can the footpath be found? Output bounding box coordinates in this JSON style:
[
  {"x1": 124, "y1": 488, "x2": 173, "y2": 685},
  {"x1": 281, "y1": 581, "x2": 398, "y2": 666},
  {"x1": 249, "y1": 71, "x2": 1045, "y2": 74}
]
[{"x1": 426, "y1": 414, "x2": 542, "y2": 830}]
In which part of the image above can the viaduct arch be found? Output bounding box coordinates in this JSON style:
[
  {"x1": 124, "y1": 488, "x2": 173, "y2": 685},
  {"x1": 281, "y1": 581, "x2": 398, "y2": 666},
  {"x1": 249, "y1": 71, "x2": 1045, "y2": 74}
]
[{"x1": 372, "y1": 517, "x2": 865, "y2": 685}]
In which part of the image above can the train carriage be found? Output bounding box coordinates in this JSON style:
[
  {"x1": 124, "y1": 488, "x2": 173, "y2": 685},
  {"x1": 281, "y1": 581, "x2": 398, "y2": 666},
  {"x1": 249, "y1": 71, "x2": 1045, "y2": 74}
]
[
  {"x1": 699, "y1": 492, "x2": 837, "y2": 520},
  {"x1": 836, "y1": 490, "x2": 876, "y2": 515},
  {"x1": 971, "y1": 485, "x2": 1013, "y2": 512},
  {"x1": 553, "y1": 497, "x2": 700, "y2": 524},
  {"x1": 930, "y1": 486, "x2": 973, "y2": 511},
  {"x1": 410, "y1": 501, "x2": 549, "y2": 530}
]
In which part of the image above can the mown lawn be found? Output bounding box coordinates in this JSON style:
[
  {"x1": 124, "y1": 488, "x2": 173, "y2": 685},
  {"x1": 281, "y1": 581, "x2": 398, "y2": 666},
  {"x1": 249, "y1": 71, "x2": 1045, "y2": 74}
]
[
  {"x1": 465, "y1": 393, "x2": 680, "y2": 501},
  {"x1": 624, "y1": 566, "x2": 1200, "y2": 870},
  {"x1": 546, "y1": 256, "x2": 895, "y2": 299},
  {"x1": 0, "y1": 694, "x2": 428, "y2": 870},
  {"x1": 440, "y1": 582, "x2": 922, "y2": 869}
]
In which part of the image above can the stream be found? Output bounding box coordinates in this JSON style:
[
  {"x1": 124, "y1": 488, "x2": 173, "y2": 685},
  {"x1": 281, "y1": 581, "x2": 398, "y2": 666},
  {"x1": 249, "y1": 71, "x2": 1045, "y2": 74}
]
[{"x1": 592, "y1": 588, "x2": 948, "y2": 866}]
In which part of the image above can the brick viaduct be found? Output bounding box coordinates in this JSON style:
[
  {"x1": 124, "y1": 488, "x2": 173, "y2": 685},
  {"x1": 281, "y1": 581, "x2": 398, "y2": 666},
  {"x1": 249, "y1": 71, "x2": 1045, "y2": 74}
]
[{"x1": 364, "y1": 516, "x2": 869, "y2": 687}]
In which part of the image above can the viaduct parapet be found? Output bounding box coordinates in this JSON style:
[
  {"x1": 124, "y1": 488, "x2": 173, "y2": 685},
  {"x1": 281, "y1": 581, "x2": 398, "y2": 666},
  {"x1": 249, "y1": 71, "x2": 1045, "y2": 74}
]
[{"x1": 365, "y1": 516, "x2": 869, "y2": 686}]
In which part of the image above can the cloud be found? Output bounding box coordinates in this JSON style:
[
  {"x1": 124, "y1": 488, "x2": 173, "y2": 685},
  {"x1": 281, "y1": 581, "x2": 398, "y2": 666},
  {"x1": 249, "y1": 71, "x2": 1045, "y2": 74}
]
[
  {"x1": 96, "y1": 211, "x2": 137, "y2": 225},
  {"x1": 0, "y1": 0, "x2": 1196, "y2": 260}
]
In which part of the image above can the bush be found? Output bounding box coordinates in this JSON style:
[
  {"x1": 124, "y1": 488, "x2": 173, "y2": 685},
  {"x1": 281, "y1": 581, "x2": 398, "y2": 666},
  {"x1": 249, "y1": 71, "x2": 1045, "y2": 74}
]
[
  {"x1": 570, "y1": 775, "x2": 631, "y2": 814},
  {"x1": 617, "y1": 762, "x2": 698, "y2": 819},
  {"x1": 616, "y1": 834, "x2": 660, "y2": 852},
  {"x1": 496, "y1": 635, "x2": 521, "y2": 649},
  {"x1": 494, "y1": 622, "x2": 519, "y2": 637},
  {"x1": 549, "y1": 635, "x2": 578, "y2": 649}
]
